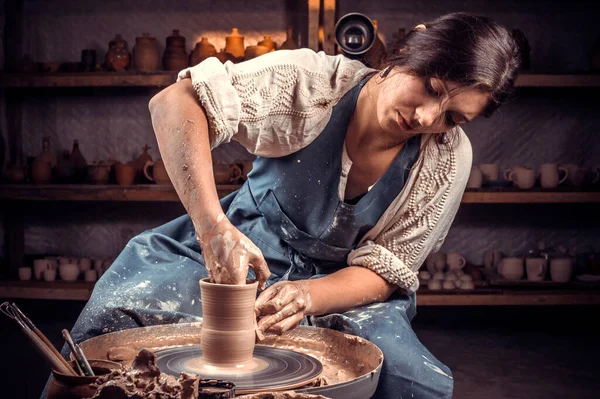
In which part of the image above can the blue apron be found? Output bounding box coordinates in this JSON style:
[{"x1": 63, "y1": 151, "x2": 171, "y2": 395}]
[{"x1": 44, "y1": 75, "x2": 453, "y2": 399}]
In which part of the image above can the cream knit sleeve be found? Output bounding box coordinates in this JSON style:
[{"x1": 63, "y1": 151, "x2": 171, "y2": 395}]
[
  {"x1": 347, "y1": 130, "x2": 472, "y2": 294},
  {"x1": 176, "y1": 49, "x2": 372, "y2": 157}
]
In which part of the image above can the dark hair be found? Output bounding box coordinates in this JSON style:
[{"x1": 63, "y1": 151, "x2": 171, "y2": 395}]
[{"x1": 383, "y1": 12, "x2": 521, "y2": 118}]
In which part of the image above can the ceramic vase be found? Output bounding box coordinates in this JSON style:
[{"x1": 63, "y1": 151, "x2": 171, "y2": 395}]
[
  {"x1": 133, "y1": 33, "x2": 160, "y2": 73},
  {"x1": 225, "y1": 28, "x2": 245, "y2": 59},
  {"x1": 200, "y1": 278, "x2": 258, "y2": 367},
  {"x1": 162, "y1": 29, "x2": 189, "y2": 71},
  {"x1": 279, "y1": 26, "x2": 298, "y2": 50},
  {"x1": 31, "y1": 136, "x2": 56, "y2": 184},
  {"x1": 190, "y1": 37, "x2": 217, "y2": 66},
  {"x1": 105, "y1": 34, "x2": 131, "y2": 71}
]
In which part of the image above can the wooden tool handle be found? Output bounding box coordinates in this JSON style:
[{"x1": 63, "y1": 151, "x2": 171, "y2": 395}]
[
  {"x1": 34, "y1": 327, "x2": 77, "y2": 375},
  {"x1": 23, "y1": 328, "x2": 72, "y2": 375}
]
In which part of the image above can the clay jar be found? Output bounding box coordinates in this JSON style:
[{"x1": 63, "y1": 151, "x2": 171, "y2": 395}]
[
  {"x1": 244, "y1": 45, "x2": 270, "y2": 60},
  {"x1": 190, "y1": 37, "x2": 217, "y2": 66},
  {"x1": 144, "y1": 159, "x2": 172, "y2": 185},
  {"x1": 86, "y1": 163, "x2": 111, "y2": 184},
  {"x1": 257, "y1": 35, "x2": 277, "y2": 51},
  {"x1": 47, "y1": 359, "x2": 122, "y2": 399},
  {"x1": 163, "y1": 29, "x2": 189, "y2": 71},
  {"x1": 279, "y1": 26, "x2": 298, "y2": 50},
  {"x1": 133, "y1": 33, "x2": 160, "y2": 72},
  {"x1": 225, "y1": 28, "x2": 245, "y2": 59},
  {"x1": 115, "y1": 162, "x2": 136, "y2": 185},
  {"x1": 105, "y1": 34, "x2": 131, "y2": 71},
  {"x1": 31, "y1": 136, "x2": 57, "y2": 184},
  {"x1": 59, "y1": 263, "x2": 80, "y2": 281},
  {"x1": 200, "y1": 278, "x2": 258, "y2": 367}
]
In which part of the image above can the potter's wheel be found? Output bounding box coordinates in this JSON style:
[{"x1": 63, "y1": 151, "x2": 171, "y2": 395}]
[
  {"x1": 77, "y1": 323, "x2": 383, "y2": 399},
  {"x1": 155, "y1": 345, "x2": 323, "y2": 393}
]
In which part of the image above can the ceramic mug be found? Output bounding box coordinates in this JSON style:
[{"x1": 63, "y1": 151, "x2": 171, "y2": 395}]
[
  {"x1": 426, "y1": 252, "x2": 446, "y2": 274},
  {"x1": 539, "y1": 163, "x2": 568, "y2": 189},
  {"x1": 525, "y1": 257, "x2": 548, "y2": 282},
  {"x1": 550, "y1": 258, "x2": 573, "y2": 283},
  {"x1": 144, "y1": 159, "x2": 172, "y2": 185},
  {"x1": 44, "y1": 268, "x2": 57, "y2": 282},
  {"x1": 479, "y1": 164, "x2": 499, "y2": 182},
  {"x1": 506, "y1": 167, "x2": 536, "y2": 189},
  {"x1": 446, "y1": 252, "x2": 466, "y2": 270},
  {"x1": 561, "y1": 164, "x2": 587, "y2": 187},
  {"x1": 467, "y1": 166, "x2": 483, "y2": 188},
  {"x1": 18, "y1": 267, "x2": 32, "y2": 281},
  {"x1": 34, "y1": 259, "x2": 50, "y2": 280},
  {"x1": 498, "y1": 257, "x2": 524, "y2": 281}
]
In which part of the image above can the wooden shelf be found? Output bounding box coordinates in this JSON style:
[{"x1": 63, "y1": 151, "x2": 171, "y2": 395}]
[
  {"x1": 0, "y1": 184, "x2": 240, "y2": 202},
  {"x1": 0, "y1": 71, "x2": 178, "y2": 88},
  {"x1": 461, "y1": 189, "x2": 600, "y2": 203},
  {"x1": 0, "y1": 72, "x2": 599, "y2": 89},
  {"x1": 515, "y1": 73, "x2": 600, "y2": 87},
  {"x1": 1, "y1": 185, "x2": 599, "y2": 203},
  {"x1": 1, "y1": 280, "x2": 598, "y2": 305}
]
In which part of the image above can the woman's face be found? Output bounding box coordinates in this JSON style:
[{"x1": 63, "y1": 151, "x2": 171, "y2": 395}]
[{"x1": 374, "y1": 69, "x2": 490, "y2": 136}]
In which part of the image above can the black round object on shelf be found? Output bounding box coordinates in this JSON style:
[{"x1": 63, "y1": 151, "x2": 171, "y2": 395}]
[{"x1": 335, "y1": 13, "x2": 376, "y2": 57}]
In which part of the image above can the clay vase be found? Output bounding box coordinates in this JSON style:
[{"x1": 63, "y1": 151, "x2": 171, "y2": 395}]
[
  {"x1": 162, "y1": 29, "x2": 189, "y2": 71},
  {"x1": 47, "y1": 359, "x2": 122, "y2": 399},
  {"x1": 190, "y1": 37, "x2": 217, "y2": 66},
  {"x1": 70, "y1": 139, "x2": 88, "y2": 183},
  {"x1": 257, "y1": 35, "x2": 277, "y2": 51},
  {"x1": 134, "y1": 144, "x2": 153, "y2": 183},
  {"x1": 115, "y1": 162, "x2": 136, "y2": 185},
  {"x1": 200, "y1": 278, "x2": 258, "y2": 367},
  {"x1": 144, "y1": 159, "x2": 172, "y2": 185},
  {"x1": 244, "y1": 45, "x2": 270, "y2": 60},
  {"x1": 105, "y1": 34, "x2": 131, "y2": 71},
  {"x1": 225, "y1": 28, "x2": 245, "y2": 59},
  {"x1": 133, "y1": 33, "x2": 160, "y2": 73},
  {"x1": 54, "y1": 151, "x2": 76, "y2": 183},
  {"x1": 31, "y1": 136, "x2": 56, "y2": 184},
  {"x1": 279, "y1": 26, "x2": 298, "y2": 50}
]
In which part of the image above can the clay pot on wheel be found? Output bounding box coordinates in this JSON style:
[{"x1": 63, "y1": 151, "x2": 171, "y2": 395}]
[
  {"x1": 200, "y1": 278, "x2": 258, "y2": 367},
  {"x1": 47, "y1": 359, "x2": 122, "y2": 399}
]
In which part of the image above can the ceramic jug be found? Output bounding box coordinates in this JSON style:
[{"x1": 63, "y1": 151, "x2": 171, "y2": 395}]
[
  {"x1": 31, "y1": 136, "x2": 57, "y2": 184},
  {"x1": 105, "y1": 34, "x2": 131, "y2": 71},
  {"x1": 144, "y1": 159, "x2": 172, "y2": 185},
  {"x1": 279, "y1": 26, "x2": 298, "y2": 50},
  {"x1": 163, "y1": 29, "x2": 189, "y2": 71},
  {"x1": 70, "y1": 139, "x2": 88, "y2": 183},
  {"x1": 133, "y1": 33, "x2": 160, "y2": 72},
  {"x1": 134, "y1": 144, "x2": 153, "y2": 182},
  {"x1": 190, "y1": 37, "x2": 217, "y2": 66}
]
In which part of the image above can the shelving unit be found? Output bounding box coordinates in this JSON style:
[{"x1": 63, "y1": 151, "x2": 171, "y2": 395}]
[{"x1": 1, "y1": 72, "x2": 599, "y2": 89}]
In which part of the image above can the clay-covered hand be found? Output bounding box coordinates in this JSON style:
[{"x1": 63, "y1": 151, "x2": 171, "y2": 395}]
[
  {"x1": 197, "y1": 214, "x2": 270, "y2": 290},
  {"x1": 255, "y1": 280, "x2": 312, "y2": 334}
]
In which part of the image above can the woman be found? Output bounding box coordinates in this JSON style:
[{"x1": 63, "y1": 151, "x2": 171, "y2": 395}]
[{"x1": 62, "y1": 12, "x2": 520, "y2": 399}]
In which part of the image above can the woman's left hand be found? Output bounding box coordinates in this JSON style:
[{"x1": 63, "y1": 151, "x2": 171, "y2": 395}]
[{"x1": 255, "y1": 280, "x2": 312, "y2": 334}]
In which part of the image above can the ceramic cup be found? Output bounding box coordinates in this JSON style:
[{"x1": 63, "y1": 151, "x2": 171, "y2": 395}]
[
  {"x1": 18, "y1": 267, "x2": 32, "y2": 281},
  {"x1": 200, "y1": 278, "x2": 258, "y2": 367},
  {"x1": 506, "y1": 167, "x2": 536, "y2": 189},
  {"x1": 426, "y1": 252, "x2": 446, "y2": 274},
  {"x1": 539, "y1": 163, "x2": 568, "y2": 189},
  {"x1": 525, "y1": 257, "x2": 548, "y2": 282},
  {"x1": 45, "y1": 256, "x2": 59, "y2": 270},
  {"x1": 84, "y1": 270, "x2": 97, "y2": 282},
  {"x1": 446, "y1": 252, "x2": 467, "y2": 270},
  {"x1": 44, "y1": 268, "x2": 57, "y2": 282},
  {"x1": 115, "y1": 162, "x2": 136, "y2": 186},
  {"x1": 498, "y1": 257, "x2": 524, "y2": 281},
  {"x1": 467, "y1": 166, "x2": 483, "y2": 188},
  {"x1": 59, "y1": 263, "x2": 80, "y2": 281},
  {"x1": 561, "y1": 164, "x2": 587, "y2": 187},
  {"x1": 550, "y1": 258, "x2": 573, "y2": 283},
  {"x1": 79, "y1": 258, "x2": 92, "y2": 272},
  {"x1": 34, "y1": 259, "x2": 50, "y2": 280},
  {"x1": 479, "y1": 163, "x2": 500, "y2": 182}
]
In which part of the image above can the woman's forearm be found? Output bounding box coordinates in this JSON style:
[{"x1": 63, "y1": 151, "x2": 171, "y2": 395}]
[
  {"x1": 148, "y1": 79, "x2": 224, "y2": 233},
  {"x1": 305, "y1": 266, "x2": 397, "y2": 316}
]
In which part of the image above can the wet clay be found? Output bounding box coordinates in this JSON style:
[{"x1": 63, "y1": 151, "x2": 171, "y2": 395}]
[
  {"x1": 183, "y1": 355, "x2": 269, "y2": 376},
  {"x1": 90, "y1": 349, "x2": 199, "y2": 399},
  {"x1": 200, "y1": 278, "x2": 258, "y2": 367},
  {"x1": 237, "y1": 391, "x2": 331, "y2": 399}
]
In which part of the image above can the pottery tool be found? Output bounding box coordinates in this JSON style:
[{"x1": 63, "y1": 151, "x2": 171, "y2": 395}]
[
  {"x1": 62, "y1": 329, "x2": 95, "y2": 376},
  {"x1": 11, "y1": 303, "x2": 77, "y2": 375},
  {"x1": 0, "y1": 302, "x2": 74, "y2": 376}
]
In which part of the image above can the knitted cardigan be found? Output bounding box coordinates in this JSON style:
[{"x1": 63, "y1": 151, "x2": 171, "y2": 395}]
[{"x1": 177, "y1": 48, "x2": 472, "y2": 293}]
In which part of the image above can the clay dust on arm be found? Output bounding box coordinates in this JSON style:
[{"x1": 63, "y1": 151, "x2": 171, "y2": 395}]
[{"x1": 148, "y1": 80, "x2": 269, "y2": 288}]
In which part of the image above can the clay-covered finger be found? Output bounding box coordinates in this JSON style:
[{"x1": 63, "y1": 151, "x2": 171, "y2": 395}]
[
  {"x1": 251, "y1": 255, "x2": 270, "y2": 291},
  {"x1": 254, "y1": 283, "x2": 282, "y2": 316},
  {"x1": 266, "y1": 312, "x2": 305, "y2": 335},
  {"x1": 257, "y1": 299, "x2": 305, "y2": 332}
]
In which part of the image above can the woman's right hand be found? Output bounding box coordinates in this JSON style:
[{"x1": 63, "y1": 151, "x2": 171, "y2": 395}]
[{"x1": 197, "y1": 214, "x2": 270, "y2": 289}]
